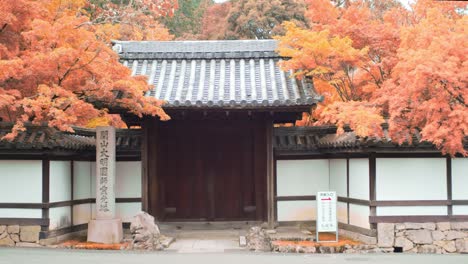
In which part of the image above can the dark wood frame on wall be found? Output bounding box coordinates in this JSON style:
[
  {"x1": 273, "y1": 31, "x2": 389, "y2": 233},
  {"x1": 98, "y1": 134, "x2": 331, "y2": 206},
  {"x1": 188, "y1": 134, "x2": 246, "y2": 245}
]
[{"x1": 273, "y1": 152, "x2": 468, "y2": 229}]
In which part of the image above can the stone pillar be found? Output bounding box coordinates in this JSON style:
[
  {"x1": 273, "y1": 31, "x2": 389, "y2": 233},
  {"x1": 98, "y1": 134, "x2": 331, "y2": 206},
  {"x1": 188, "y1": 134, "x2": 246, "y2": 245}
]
[{"x1": 87, "y1": 126, "x2": 123, "y2": 244}]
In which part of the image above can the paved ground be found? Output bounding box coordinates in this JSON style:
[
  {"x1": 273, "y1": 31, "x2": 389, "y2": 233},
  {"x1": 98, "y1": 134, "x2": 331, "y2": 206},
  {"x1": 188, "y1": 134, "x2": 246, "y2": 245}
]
[{"x1": 1, "y1": 247, "x2": 468, "y2": 264}]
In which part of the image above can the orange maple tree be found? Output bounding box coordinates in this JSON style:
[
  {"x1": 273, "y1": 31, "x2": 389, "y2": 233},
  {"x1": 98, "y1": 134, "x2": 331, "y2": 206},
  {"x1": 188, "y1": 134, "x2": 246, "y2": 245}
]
[
  {"x1": 0, "y1": 0, "x2": 171, "y2": 138},
  {"x1": 276, "y1": 0, "x2": 467, "y2": 155}
]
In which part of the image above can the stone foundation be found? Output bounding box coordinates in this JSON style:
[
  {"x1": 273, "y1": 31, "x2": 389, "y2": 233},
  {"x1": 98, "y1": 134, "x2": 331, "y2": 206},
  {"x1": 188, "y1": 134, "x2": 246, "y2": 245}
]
[
  {"x1": 0, "y1": 225, "x2": 42, "y2": 247},
  {"x1": 377, "y1": 222, "x2": 468, "y2": 253}
]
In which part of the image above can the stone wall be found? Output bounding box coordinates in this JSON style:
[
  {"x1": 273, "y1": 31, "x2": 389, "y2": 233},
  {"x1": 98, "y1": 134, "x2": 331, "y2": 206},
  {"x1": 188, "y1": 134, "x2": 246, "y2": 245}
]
[
  {"x1": 377, "y1": 222, "x2": 468, "y2": 253},
  {"x1": 0, "y1": 225, "x2": 41, "y2": 247}
]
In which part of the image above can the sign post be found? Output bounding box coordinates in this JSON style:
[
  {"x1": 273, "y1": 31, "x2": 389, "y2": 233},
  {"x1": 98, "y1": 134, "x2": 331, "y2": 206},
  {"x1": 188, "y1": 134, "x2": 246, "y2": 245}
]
[{"x1": 316, "y1": 191, "x2": 338, "y2": 242}]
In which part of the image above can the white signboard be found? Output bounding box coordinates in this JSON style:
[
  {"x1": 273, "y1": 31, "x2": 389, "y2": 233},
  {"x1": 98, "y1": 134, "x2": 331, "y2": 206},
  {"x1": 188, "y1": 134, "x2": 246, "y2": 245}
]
[{"x1": 316, "y1": 191, "x2": 338, "y2": 242}]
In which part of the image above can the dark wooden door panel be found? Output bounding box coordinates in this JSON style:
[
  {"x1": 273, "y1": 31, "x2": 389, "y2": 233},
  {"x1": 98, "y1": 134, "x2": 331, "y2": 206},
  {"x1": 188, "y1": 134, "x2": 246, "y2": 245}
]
[{"x1": 153, "y1": 120, "x2": 265, "y2": 221}]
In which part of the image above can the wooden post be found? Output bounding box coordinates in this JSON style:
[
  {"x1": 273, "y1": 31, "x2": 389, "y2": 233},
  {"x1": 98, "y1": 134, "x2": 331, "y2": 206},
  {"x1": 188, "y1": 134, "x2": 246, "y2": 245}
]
[
  {"x1": 447, "y1": 157, "x2": 453, "y2": 216},
  {"x1": 41, "y1": 159, "x2": 50, "y2": 231},
  {"x1": 266, "y1": 120, "x2": 275, "y2": 227},
  {"x1": 141, "y1": 117, "x2": 149, "y2": 212},
  {"x1": 369, "y1": 153, "x2": 377, "y2": 229}
]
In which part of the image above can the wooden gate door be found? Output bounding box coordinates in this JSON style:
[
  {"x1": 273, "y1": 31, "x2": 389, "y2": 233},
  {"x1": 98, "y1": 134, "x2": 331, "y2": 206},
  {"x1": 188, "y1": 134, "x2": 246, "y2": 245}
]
[{"x1": 156, "y1": 120, "x2": 260, "y2": 221}]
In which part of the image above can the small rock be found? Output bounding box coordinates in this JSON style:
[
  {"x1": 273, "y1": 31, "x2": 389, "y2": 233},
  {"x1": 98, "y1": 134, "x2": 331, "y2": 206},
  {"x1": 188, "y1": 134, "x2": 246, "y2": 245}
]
[
  {"x1": 0, "y1": 236, "x2": 15, "y2": 246},
  {"x1": 19, "y1": 226, "x2": 40, "y2": 243},
  {"x1": 395, "y1": 237, "x2": 414, "y2": 251},
  {"x1": 10, "y1": 234, "x2": 20, "y2": 243},
  {"x1": 15, "y1": 242, "x2": 42, "y2": 248},
  {"x1": 432, "y1": 230, "x2": 445, "y2": 241},
  {"x1": 301, "y1": 230, "x2": 312, "y2": 235},
  {"x1": 406, "y1": 230, "x2": 433, "y2": 244},
  {"x1": 7, "y1": 225, "x2": 19, "y2": 234},
  {"x1": 129, "y1": 212, "x2": 164, "y2": 250},
  {"x1": 303, "y1": 246, "x2": 316, "y2": 253},
  {"x1": 436, "y1": 222, "x2": 451, "y2": 231},
  {"x1": 246, "y1": 226, "x2": 272, "y2": 252},
  {"x1": 377, "y1": 223, "x2": 395, "y2": 247},
  {"x1": 451, "y1": 222, "x2": 468, "y2": 231},
  {"x1": 445, "y1": 231, "x2": 466, "y2": 240},
  {"x1": 265, "y1": 229, "x2": 277, "y2": 234},
  {"x1": 239, "y1": 236, "x2": 247, "y2": 247}
]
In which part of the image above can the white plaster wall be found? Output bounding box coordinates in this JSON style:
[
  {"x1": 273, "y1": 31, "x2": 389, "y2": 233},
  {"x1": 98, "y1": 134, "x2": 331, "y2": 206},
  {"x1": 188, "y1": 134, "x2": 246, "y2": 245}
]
[
  {"x1": 453, "y1": 206, "x2": 468, "y2": 215},
  {"x1": 49, "y1": 206, "x2": 71, "y2": 230},
  {"x1": 116, "y1": 203, "x2": 141, "y2": 222},
  {"x1": 0, "y1": 209, "x2": 42, "y2": 218},
  {"x1": 329, "y1": 159, "x2": 347, "y2": 197},
  {"x1": 376, "y1": 158, "x2": 446, "y2": 200},
  {"x1": 377, "y1": 206, "x2": 447, "y2": 216},
  {"x1": 276, "y1": 160, "x2": 329, "y2": 196},
  {"x1": 349, "y1": 204, "x2": 370, "y2": 229},
  {"x1": 73, "y1": 161, "x2": 92, "y2": 199},
  {"x1": 73, "y1": 204, "x2": 92, "y2": 225},
  {"x1": 337, "y1": 201, "x2": 348, "y2": 224},
  {"x1": 0, "y1": 160, "x2": 42, "y2": 203},
  {"x1": 277, "y1": 201, "x2": 316, "y2": 221},
  {"x1": 452, "y1": 158, "x2": 468, "y2": 200},
  {"x1": 349, "y1": 159, "x2": 369, "y2": 200},
  {"x1": 116, "y1": 161, "x2": 142, "y2": 198},
  {"x1": 50, "y1": 161, "x2": 71, "y2": 202}
]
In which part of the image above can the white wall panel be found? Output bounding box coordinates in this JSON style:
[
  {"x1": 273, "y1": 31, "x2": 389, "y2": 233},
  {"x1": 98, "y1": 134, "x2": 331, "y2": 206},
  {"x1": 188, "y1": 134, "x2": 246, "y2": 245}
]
[
  {"x1": 452, "y1": 158, "x2": 468, "y2": 200},
  {"x1": 377, "y1": 206, "x2": 447, "y2": 216},
  {"x1": 337, "y1": 201, "x2": 348, "y2": 224},
  {"x1": 50, "y1": 161, "x2": 71, "y2": 202},
  {"x1": 116, "y1": 203, "x2": 141, "y2": 222},
  {"x1": 116, "y1": 161, "x2": 142, "y2": 198},
  {"x1": 277, "y1": 200, "x2": 316, "y2": 221},
  {"x1": 49, "y1": 207, "x2": 71, "y2": 230},
  {"x1": 276, "y1": 160, "x2": 329, "y2": 196},
  {"x1": 453, "y1": 206, "x2": 468, "y2": 215},
  {"x1": 73, "y1": 204, "x2": 92, "y2": 225},
  {"x1": 349, "y1": 204, "x2": 370, "y2": 229},
  {"x1": 0, "y1": 160, "x2": 42, "y2": 203},
  {"x1": 0, "y1": 209, "x2": 42, "y2": 218},
  {"x1": 329, "y1": 159, "x2": 347, "y2": 197},
  {"x1": 73, "y1": 161, "x2": 92, "y2": 199},
  {"x1": 349, "y1": 159, "x2": 369, "y2": 200},
  {"x1": 376, "y1": 158, "x2": 446, "y2": 200}
]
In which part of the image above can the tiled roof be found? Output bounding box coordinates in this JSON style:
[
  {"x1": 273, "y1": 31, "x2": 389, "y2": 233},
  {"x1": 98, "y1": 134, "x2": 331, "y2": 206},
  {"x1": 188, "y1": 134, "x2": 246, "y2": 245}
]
[
  {"x1": 114, "y1": 40, "x2": 323, "y2": 109},
  {"x1": 273, "y1": 126, "x2": 446, "y2": 154},
  {"x1": 0, "y1": 123, "x2": 141, "y2": 152}
]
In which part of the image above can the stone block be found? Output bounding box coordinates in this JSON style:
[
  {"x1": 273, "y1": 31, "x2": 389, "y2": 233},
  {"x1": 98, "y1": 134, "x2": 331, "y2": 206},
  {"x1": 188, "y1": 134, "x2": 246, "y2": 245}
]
[
  {"x1": 404, "y1": 223, "x2": 435, "y2": 230},
  {"x1": 88, "y1": 219, "x2": 123, "y2": 244},
  {"x1": 441, "y1": 241, "x2": 457, "y2": 253},
  {"x1": 0, "y1": 236, "x2": 15, "y2": 246},
  {"x1": 451, "y1": 222, "x2": 468, "y2": 230},
  {"x1": 431, "y1": 230, "x2": 445, "y2": 241},
  {"x1": 7, "y1": 225, "x2": 19, "y2": 234},
  {"x1": 0, "y1": 225, "x2": 6, "y2": 234},
  {"x1": 436, "y1": 222, "x2": 451, "y2": 231},
  {"x1": 377, "y1": 223, "x2": 395, "y2": 247},
  {"x1": 455, "y1": 239, "x2": 468, "y2": 253},
  {"x1": 394, "y1": 237, "x2": 414, "y2": 251},
  {"x1": 406, "y1": 230, "x2": 433, "y2": 244},
  {"x1": 0, "y1": 232, "x2": 8, "y2": 240},
  {"x1": 10, "y1": 234, "x2": 20, "y2": 243},
  {"x1": 395, "y1": 224, "x2": 406, "y2": 231},
  {"x1": 445, "y1": 231, "x2": 466, "y2": 240},
  {"x1": 20, "y1": 226, "x2": 40, "y2": 242},
  {"x1": 417, "y1": 245, "x2": 441, "y2": 254}
]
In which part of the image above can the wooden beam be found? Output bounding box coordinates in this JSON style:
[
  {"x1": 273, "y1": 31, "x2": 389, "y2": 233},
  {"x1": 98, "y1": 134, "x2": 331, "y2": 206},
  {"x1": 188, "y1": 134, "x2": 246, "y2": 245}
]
[
  {"x1": 369, "y1": 154, "x2": 376, "y2": 229},
  {"x1": 141, "y1": 117, "x2": 149, "y2": 212},
  {"x1": 70, "y1": 161, "x2": 74, "y2": 227},
  {"x1": 275, "y1": 196, "x2": 316, "y2": 201},
  {"x1": 370, "y1": 200, "x2": 451, "y2": 206},
  {"x1": 42, "y1": 159, "x2": 50, "y2": 231},
  {"x1": 266, "y1": 120, "x2": 275, "y2": 227},
  {"x1": 0, "y1": 218, "x2": 49, "y2": 226},
  {"x1": 369, "y1": 215, "x2": 468, "y2": 223},
  {"x1": 447, "y1": 157, "x2": 453, "y2": 216}
]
